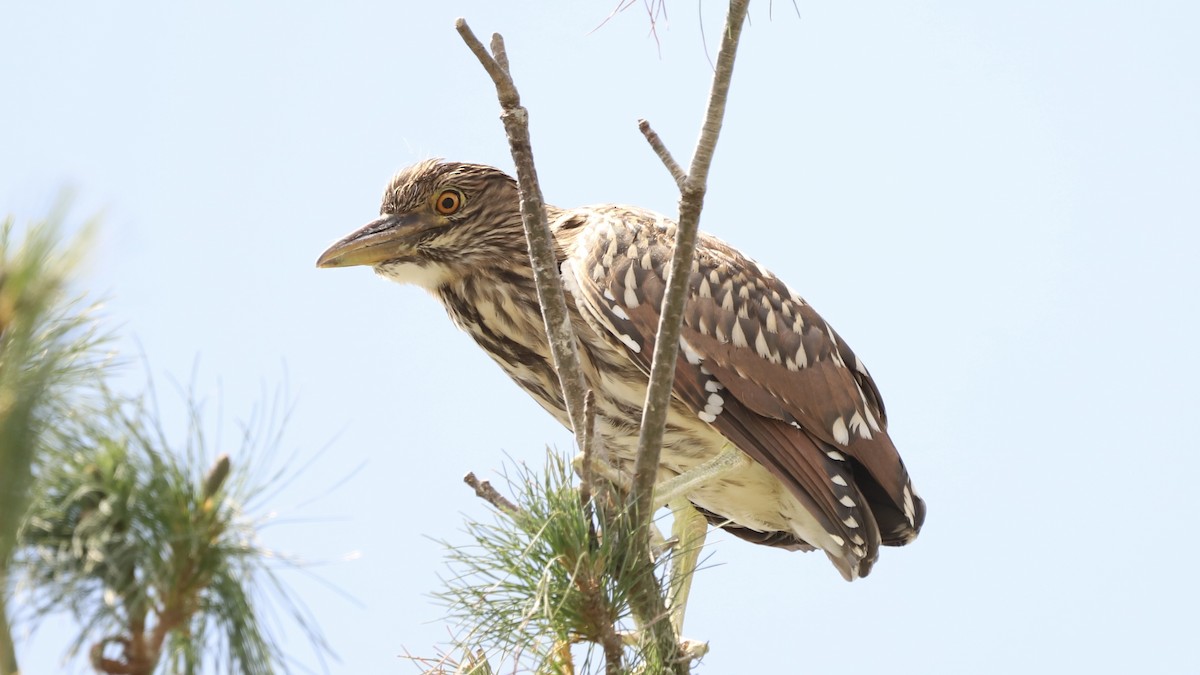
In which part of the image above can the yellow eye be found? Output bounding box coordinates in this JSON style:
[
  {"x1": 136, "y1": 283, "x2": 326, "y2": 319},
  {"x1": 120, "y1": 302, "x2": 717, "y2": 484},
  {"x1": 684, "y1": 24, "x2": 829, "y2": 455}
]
[{"x1": 434, "y1": 189, "x2": 463, "y2": 215}]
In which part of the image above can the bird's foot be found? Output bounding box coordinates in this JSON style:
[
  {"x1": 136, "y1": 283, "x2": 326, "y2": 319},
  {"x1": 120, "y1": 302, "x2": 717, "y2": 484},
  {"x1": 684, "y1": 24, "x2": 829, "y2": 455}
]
[{"x1": 572, "y1": 450, "x2": 630, "y2": 492}]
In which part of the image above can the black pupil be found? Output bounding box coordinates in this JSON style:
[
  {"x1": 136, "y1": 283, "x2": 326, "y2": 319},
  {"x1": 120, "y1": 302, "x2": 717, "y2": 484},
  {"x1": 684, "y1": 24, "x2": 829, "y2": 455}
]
[{"x1": 441, "y1": 195, "x2": 456, "y2": 211}]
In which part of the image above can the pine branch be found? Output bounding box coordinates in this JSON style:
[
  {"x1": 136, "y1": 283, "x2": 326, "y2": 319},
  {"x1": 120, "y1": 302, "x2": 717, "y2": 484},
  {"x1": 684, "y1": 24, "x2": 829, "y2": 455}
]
[{"x1": 0, "y1": 209, "x2": 107, "y2": 675}]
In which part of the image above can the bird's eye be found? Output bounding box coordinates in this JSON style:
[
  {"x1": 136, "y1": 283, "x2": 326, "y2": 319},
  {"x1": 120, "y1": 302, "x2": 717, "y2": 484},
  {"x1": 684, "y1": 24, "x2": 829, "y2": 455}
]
[{"x1": 434, "y1": 189, "x2": 464, "y2": 215}]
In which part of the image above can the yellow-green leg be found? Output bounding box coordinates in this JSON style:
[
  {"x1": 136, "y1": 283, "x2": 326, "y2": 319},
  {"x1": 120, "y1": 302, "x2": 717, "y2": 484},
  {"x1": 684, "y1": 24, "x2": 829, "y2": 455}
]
[{"x1": 666, "y1": 498, "x2": 709, "y2": 636}]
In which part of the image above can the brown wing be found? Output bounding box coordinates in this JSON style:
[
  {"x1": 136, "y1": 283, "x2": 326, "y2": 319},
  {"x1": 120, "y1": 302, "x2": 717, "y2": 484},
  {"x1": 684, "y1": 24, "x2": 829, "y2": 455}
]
[{"x1": 560, "y1": 205, "x2": 925, "y2": 578}]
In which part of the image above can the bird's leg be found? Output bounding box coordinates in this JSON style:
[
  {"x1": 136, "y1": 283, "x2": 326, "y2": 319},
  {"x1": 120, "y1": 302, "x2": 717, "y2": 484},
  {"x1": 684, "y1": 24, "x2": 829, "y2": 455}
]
[
  {"x1": 574, "y1": 446, "x2": 748, "y2": 562},
  {"x1": 577, "y1": 445, "x2": 747, "y2": 506},
  {"x1": 653, "y1": 446, "x2": 748, "y2": 507},
  {"x1": 610, "y1": 448, "x2": 747, "y2": 661},
  {"x1": 666, "y1": 497, "x2": 709, "y2": 636}
]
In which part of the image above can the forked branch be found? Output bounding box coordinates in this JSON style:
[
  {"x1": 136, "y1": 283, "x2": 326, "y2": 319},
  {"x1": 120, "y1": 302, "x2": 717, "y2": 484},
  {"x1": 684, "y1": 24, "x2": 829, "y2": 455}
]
[
  {"x1": 625, "y1": 0, "x2": 750, "y2": 639},
  {"x1": 456, "y1": 3, "x2": 752, "y2": 671}
]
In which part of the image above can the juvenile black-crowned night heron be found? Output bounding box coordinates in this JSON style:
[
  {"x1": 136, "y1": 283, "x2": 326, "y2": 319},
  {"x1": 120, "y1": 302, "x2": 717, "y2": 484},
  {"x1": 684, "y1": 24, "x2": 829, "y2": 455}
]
[{"x1": 318, "y1": 160, "x2": 925, "y2": 607}]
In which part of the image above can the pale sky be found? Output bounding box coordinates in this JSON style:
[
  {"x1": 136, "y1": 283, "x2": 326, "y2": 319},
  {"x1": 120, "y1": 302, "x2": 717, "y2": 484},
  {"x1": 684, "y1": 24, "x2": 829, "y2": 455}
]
[{"x1": 3, "y1": 2, "x2": 1198, "y2": 673}]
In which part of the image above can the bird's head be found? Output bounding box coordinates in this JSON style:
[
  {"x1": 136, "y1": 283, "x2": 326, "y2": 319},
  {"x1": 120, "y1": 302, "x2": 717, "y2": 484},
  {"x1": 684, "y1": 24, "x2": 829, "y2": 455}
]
[{"x1": 317, "y1": 160, "x2": 525, "y2": 289}]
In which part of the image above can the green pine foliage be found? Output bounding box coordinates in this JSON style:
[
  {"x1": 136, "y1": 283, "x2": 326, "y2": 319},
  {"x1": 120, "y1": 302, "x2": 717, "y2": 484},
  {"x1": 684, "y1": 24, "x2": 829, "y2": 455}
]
[
  {"x1": 1, "y1": 208, "x2": 107, "y2": 673},
  {"x1": 426, "y1": 452, "x2": 684, "y2": 675},
  {"x1": 16, "y1": 394, "x2": 285, "y2": 674},
  {"x1": 2, "y1": 209, "x2": 328, "y2": 674}
]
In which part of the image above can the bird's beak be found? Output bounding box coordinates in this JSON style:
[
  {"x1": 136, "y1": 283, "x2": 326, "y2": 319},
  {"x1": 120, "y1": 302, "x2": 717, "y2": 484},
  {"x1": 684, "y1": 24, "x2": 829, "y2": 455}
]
[{"x1": 316, "y1": 213, "x2": 426, "y2": 269}]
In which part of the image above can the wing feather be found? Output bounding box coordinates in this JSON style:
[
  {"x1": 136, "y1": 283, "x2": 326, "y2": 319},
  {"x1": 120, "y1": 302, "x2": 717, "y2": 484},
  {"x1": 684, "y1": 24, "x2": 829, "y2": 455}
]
[{"x1": 559, "y1": 206, "x2": 924, "y2": 576}]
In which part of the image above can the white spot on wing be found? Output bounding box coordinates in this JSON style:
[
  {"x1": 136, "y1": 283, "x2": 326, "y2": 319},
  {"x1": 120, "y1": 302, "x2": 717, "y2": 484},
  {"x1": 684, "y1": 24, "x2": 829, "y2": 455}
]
[
  {"x1": 624, "y1": 287, "x2": 639, "y2": 308},
  {"x1": 703, "y1": 392, "x2": 724, "y2": 418},
  {"x1": 843, "y1": 516, "x2": 859, "y2": 528},
  {"x1": 623, "y1": 265, "x2": 640, "y2": 308},
  {"x1": 903, "y1": 485, "x2": 916, "y2": 525},
  {"x1": 731, "y1": 321, "x2": 748, "y2": 348},
  {"x1": 679, "y1": 338, "x2": 703, "y2": 365},
  {"x1": 754, "y1": 329, "x2": 774, "y2": 361},
  {"x1": 830, "y1": 348, "x2": 846, "y2": 368},
  {"x1": 831, "y1": 416, "x2": 850, "y2": 445},
  {"x1": 829, "y1": 534, "x2": 846, "y2": 547},
  {"x1": 831, "y1": 474, "x2": 848, "y2": 487},
  {"x1": 698, "y1": 411, "x2": 716, "y2": 423},
  {"x1": 865, "y1": 405, "x2": 881, "y2": 432},
  {"x1": 721, "y1": 290, "x2": 735, "y2": 312},
  {"x1": 848, "y1": 411, "x2": 873, "y2": 440},
  {"x1": 617, "y1": 333, "x2": 641, "y2": 353},
  {"x1": 839, "y1": 495, "x2": 857, "y2": 508},
  {"x1": 610, "y1": 304, "x2": 630, "y2": 321},
  {"x1": 826, "y1": 450, "x2": 846, "y2": 461}
]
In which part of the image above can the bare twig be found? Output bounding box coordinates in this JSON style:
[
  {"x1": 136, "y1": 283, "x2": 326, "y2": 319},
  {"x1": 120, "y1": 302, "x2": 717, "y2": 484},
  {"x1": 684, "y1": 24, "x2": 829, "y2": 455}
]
[
  {"x1": 463, "y1": 472, "x2": 521, "y2": 516},
  {"x1": 624, "y1": 2, "x2": 750, "y2": 666},
  {"x1": 638, "y1": 119, "x2": 688, "y2": 188},
  {"x1": 489, "y1": 34, "x2": 511, "y2": 76},
  {"x1": 631, "y1": 0, "x2": 748, "y2": 535},
  {"x1": 454, "y1": 19, "x2": 591, "y2": 457}
]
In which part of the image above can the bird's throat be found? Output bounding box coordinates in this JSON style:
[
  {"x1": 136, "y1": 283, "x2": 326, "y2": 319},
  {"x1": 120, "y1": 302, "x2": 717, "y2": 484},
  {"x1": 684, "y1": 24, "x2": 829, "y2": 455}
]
[{"x1": 374, "y1": 260, "x2": 456, "y2": 291}]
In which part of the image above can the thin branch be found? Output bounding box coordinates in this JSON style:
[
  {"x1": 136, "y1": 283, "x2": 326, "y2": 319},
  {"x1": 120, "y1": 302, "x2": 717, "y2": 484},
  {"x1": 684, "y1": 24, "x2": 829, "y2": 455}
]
[
  {"x1": 624, "y1": 2, "x2": 750, "y2": 668},
  {"x1": 579, "y1": 391, "x2": 598, "y2": 509},
  {"x1": 463, "y1": 472, "x2": 521, "y2": 516},
  {"x1": 458, "y1": 16, "x2": 688, "y2": 671},
  {"x1": 638, "y1": 119, "x2": 688, "y2": 188},
  {"x1": 630, "y1": 0, "x2": 749, "y2": 532},
  {"x1": 488, "y1": 34, "x2": 511, "y2": 76},
  {"x1": 454, "y1": 19, "x2": 590, "y2": 455}
]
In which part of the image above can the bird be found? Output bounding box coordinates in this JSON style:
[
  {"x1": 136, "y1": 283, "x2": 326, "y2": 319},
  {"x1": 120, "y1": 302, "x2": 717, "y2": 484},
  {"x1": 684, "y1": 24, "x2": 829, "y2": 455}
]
[{"x1": 318, "y1": 159, "x2": 925, "y2": 584}]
